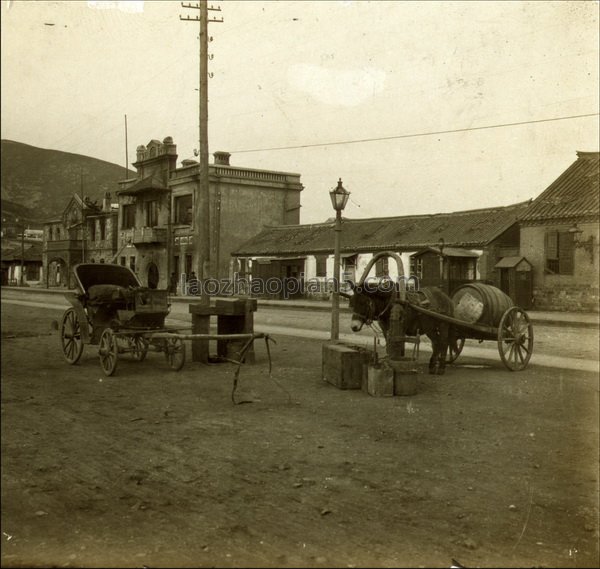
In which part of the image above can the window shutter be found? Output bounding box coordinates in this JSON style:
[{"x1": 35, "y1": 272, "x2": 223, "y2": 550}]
[
  {"x1": 558, "y1": 232, "x2": 574, "y2": 275},
  {"x1": 545, "y1": 230, "x2": 558, "y2": 260}
]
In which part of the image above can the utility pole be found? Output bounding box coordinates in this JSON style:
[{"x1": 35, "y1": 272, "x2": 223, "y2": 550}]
[
  {"x1": 80, "y1": 170, "x2": 85, "y2": 264},
  {"x1": 124, "y1": 114, "x2": 129, "y2": 180},
  {"x1": 18, "y1": 218, "x2": 24, "y2": 286},
  {"x1": 180, "y1": 1, "x2": 222, "y2": 305}
]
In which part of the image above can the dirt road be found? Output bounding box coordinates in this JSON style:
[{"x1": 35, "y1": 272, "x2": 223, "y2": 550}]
[{"x1": 1, "y1": 303, "x2": 599, "y2": 568}]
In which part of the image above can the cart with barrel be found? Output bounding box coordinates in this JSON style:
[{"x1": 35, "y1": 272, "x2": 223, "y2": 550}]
[{"x1": 411, "y1": 282, "x2": 534, "y2": 371}]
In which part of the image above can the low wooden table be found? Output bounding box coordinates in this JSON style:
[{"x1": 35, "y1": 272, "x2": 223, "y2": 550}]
[{"x1": 189, "y1": 298, "x2": 258, "y2": 363}]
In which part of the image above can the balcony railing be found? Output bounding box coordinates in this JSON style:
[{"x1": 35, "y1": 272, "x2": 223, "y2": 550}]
[
  {"x1": 122, "y1": 227, "x2": 167, "y2": 245},
  {"x1": 44, "y1": 240, "x2": 83, "y2": 252}
]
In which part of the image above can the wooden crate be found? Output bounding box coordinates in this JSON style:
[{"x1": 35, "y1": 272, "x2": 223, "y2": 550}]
[
  {"x1": 322, "y1": 343, "x2": 371, "y2": 389},
  {"x1": 366, "y1": 363, "x2": 394, "y2": 397},
  {"x1": 388, "y1": 359, "x2": 419, "y2": 396}
]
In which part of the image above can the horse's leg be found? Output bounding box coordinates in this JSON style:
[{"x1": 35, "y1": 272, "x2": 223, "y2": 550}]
[
  {"x1": 428, "y1": 348, "x2": 436, "y2": 373},
  {"x1": 436, "y1": 324, "x2": 449, "y2": 375},
  {"x1": 428, "y1": 324, "x2": 440, "y2": 374}
]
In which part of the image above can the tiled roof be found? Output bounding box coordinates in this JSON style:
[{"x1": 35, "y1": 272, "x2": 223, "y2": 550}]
[
  {"x1": 233, "y1": 201, "x2": 530, "y2": 257},
  {"x1": 494, "y1": 256, "x2": 532, "y2": 269},
  {"x1": 1, "y1": 242, "x2": 43, "y2": 262},
  {"x1": 412, "y1": 246, "x2": 480, "y2": 258},
  {"x1": 520, "y1": 151, "x2": 599, "y2": 222}
]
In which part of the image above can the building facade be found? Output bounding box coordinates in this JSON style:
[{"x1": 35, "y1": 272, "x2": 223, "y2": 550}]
[
  {"x1": 42, "y1": 193, "x2": 118, "y2": 288},
  {"x1": 519, "y1": 151, "x2": 599, "y2": 311},
  {"x1": 1, "y1": 241, "x2": 43, "y2": 286},
  {"x1": 115, "y1": 137, "x2": 303, "y2": 291}
]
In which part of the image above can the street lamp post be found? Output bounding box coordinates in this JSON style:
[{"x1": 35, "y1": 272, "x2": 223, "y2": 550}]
[
  {"x1": 329, "y1": 178, "x2": 350, "y2": 341},
  {"x1": 16, "y1": 218, "x2": 25, "y2": 287},
  {"x1": 437, "y1": 237, "x2": 445, "y2": 293}
]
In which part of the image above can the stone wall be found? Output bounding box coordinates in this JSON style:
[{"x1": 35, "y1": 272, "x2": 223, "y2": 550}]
[{"x1": 532, "y1": 283, "x2": 599, "y2": 312}]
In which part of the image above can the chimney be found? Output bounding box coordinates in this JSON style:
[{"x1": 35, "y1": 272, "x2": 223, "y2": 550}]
[
  {"x1": 213, "y1": 151, "x2": 231, "y2": 166},
  {"x1": 102, "y1": 192, "x2": 111, "y2": 212}
]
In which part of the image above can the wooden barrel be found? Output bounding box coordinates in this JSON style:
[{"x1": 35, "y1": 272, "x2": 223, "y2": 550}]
[{"x1": 451, "y1": 283, "x2": 513, "y2": 328}]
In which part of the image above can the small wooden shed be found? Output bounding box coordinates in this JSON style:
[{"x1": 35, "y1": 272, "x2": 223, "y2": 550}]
[
  {"x1": 494, "y1": 256, "x2": 533, "y2": 309},
  {"x1": 411, "y1": 246, "x2": 479, "y2": 295}
]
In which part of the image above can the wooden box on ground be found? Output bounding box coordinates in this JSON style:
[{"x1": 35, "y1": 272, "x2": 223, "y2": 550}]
[
  {"x1": 388, "y1": 358, "x2": 419, "y2": 396},
  {"x1": 366, "y1": 363, "x2": 394, "y2": 397},
  {"x1": 322, "y1": 343, "x2": 372, "y2": 389}
]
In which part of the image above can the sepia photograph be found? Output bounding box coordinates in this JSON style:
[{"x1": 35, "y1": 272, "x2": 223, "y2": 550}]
[{"x1": 1, "y1": 1, "x2": 598, "y2": 567}]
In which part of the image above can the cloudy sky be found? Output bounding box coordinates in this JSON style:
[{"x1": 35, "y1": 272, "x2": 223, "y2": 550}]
[{"x1": 1, "y1": 0, "x2": 598, "y2": 223}]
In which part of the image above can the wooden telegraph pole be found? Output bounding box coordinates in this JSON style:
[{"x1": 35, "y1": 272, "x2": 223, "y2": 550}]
[{"x1": 180, "y1": 1, "x2": 222, "y2": 304}]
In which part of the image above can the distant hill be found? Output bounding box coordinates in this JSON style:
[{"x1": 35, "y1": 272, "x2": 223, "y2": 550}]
[{"x1": 1, "y1": 140, "x2": 134, "y2": 224}]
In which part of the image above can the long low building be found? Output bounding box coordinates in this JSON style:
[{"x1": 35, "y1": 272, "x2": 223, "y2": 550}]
[{"x1": 231, "y1": 201, "x2": 531, "y2": 303}]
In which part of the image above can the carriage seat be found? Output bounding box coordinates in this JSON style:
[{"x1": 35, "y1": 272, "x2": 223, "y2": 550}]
[{"x1": 87, "y1": 284, "x2": 133, "y2": 305}]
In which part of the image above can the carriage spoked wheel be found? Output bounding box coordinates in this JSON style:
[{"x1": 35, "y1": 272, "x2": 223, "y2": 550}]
[
  {"x1": 163, "y1": 337, "x2": 186, "y2": 371},
  {"x1": 129, "y1": 335, "x2": 149, "y2": 362},
  {"x1": 99, "y1": 328, "x2": 118, "y2": 376},
  {"x1": 446, "y1": 336, "x2": 465, "y2": 363},
  {"x1": 60, "y1": 308, "x2": 84, "y2": 364},
  {"x1": 497, "y1": 306, "x2": 534, "y2": 371}
]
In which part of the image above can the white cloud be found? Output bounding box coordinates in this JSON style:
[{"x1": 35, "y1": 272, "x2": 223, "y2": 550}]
[{"x1": 287, "y1": 63, "x2": 386, "y2": 107}]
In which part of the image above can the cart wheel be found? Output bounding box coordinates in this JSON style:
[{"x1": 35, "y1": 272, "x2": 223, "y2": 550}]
[
  {"x1": 498, "y1": 307, "x2": 534, "y2": 371},
  {"x1": 164, "y1": 337, "x2": 185, "y2": 371},
  {"x1": 130, "y1": 336, "x2": 149, "y2": 362},
  {"x1": 60, "y1": 308, "x2": 84, "y2": 364},
  {"x1": 99, "y1": 328, "x2": 118, "y2": 376},
  {"x1": 446, "y1": 336, "x2": 465, "y2": 363}
]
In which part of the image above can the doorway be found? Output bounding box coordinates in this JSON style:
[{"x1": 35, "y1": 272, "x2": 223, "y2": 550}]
[{"x1": 147, "y1": 263, "x2": 159, "y2": 289}]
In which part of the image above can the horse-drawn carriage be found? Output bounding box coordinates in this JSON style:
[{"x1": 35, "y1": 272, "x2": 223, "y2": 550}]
[
  {"x1": 345, "y1": 252, "x2": 534, "y2": 374},
  {"x1": 59, "y1": 263, "x2": 186, "y2": 376}
]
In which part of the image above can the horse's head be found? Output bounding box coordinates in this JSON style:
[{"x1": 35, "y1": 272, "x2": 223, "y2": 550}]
[{"x1": 342, "y1": 280, "x2": 394, "y2": 333}]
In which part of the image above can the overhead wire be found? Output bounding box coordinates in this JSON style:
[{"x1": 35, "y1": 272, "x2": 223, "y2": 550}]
[{"x1": 229, "y1": 112, "x2": 600, "y2": 153}]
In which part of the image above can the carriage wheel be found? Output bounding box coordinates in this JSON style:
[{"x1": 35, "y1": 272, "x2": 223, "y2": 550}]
[
  {"x1": 446, "y1": 336, "x2": 465, "y2": 363},
  {"x1": 497, "y1": 307, "x2": 534, "y2": 371},
  {"x1": 60, "y1": 308, "x2": 84, "y2": 364},
  {"x1": 99, "y1": 328, "x2": 118, "y2": 376},
  {"x1": 163, "y1": 337, "x2": 185, "y2": 371},
  {"x1": 129, "y1": 336, "x2": 149, "y2": 362}
]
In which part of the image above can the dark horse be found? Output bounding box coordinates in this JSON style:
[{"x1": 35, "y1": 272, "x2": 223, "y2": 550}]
[{"x1": 345, "y1": 280, "x2": 455, "y2": 375}]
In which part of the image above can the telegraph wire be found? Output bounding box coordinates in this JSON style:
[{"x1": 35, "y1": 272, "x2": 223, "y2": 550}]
[{"x1": 230, "y1": 112, "x2": 600, "y2": 153}]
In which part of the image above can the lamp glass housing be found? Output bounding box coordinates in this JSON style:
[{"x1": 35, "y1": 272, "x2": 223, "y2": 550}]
[
  {"x1": 329, "y1": 178, "x2": 350, "y2": 212},
  {"x1": 568, "y1": 223, "x2": 583, "y2": 244},
  {"x1": 437, "y1": 237, "x2": 445, "y2": 254}
]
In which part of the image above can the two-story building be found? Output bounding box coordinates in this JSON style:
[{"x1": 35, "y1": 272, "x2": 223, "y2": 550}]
[
  {"x1": 115, "y1": 137, "x2": 304, "y2": 291},
  {"x1": 43, "y1": 193, "x2": 118, "y2": 288}
]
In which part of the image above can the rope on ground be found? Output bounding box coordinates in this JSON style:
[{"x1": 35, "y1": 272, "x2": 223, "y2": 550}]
[
  {"x1": 230, "y1": 336, "x2": 255, "y2": 405},
  {"x1": 229, "y1": 334, "x2": 290, "y2": 405},
  {"x1": 264, "y1": 336, "x2": 292, "y2": 405}
]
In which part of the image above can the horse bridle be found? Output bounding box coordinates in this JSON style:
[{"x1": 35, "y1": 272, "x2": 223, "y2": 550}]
[{"x1": 355, "y1": 293, "x2": 396, "y2": 326}]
